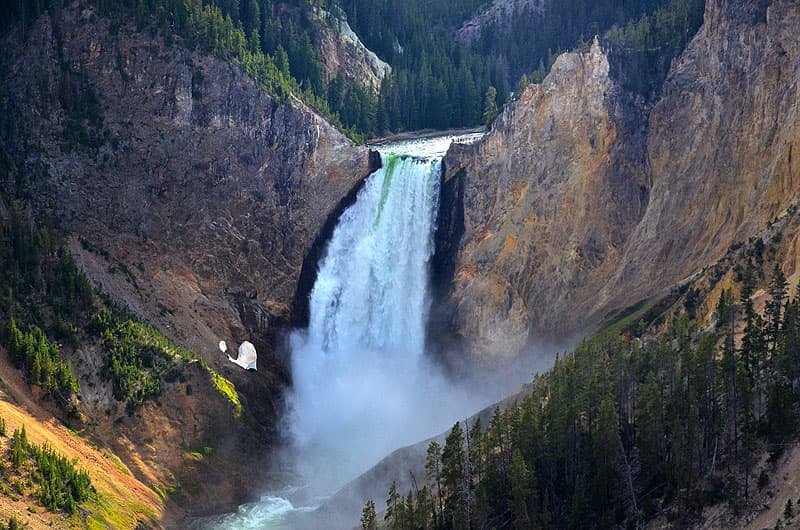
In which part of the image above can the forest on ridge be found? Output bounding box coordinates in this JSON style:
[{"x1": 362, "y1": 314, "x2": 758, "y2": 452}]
[
  {"x1": 1, "y1": 0, "x2": 705, "y2": 139},
  {"x1": 366, "y1": 241, "x2": 800, "y2": 529}
]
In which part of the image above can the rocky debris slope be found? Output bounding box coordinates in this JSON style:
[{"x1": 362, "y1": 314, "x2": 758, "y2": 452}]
[
  {"x1": 309, "y1": 7, "x2": 391, "y2": 92},
  {"x1": 456, "y1": 0, "x2": 546, "y2": 44},
  {"x1": 0, "y1": 1, "x2": 376, "y2": 518},
  {"x1": 437, "y1": 0, "x2": 800, "y2": 363}
]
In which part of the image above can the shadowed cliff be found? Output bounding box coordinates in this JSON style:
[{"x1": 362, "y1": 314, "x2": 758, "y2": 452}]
[{"x1": 0, "y1": 2, "x2": 377, "y2": 520}]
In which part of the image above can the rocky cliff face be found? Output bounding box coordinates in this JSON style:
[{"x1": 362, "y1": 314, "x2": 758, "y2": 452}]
[
  {"x1": 308, "y1": 7, "x2": 391, "y2": 92},
  {"x1": 437, "y1": 0, "x2": 800, "y2": 363},
  {"x1": 0, "y1": 1, "x2": 376, "y2": 517},
  {"x1": 435, "y1": 38, "x2": 648, "y2": 363},
  {"x1": 456, "y1": 0, "x2": 545, "y2": 44},
  {"x1": 598, "y1": 0, "x2": 800, "y2": 311},
  {"x1": 1, "y1": 3, "x2": 376, "y2": 364}
]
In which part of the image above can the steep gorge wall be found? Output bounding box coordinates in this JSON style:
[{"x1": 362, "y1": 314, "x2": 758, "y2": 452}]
[
  {"x1": 436, "y1": 0, "x2": 800, "y2": 364},
  {"x1": 0, "y1": 1, "x2": 376, "y2": 517},
  {"x1": 598, "y1": 0, "x2": 800, "y2": 311},
  {"x1": 0, "y1": 3, "x2": 375, "y2": 373},
  {"x1": 435, "y1": 38, "x2": 649, "y2": 363}
]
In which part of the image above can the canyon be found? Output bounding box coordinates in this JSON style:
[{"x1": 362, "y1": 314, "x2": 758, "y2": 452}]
[
  {"x1": 0, "y1": 2, "x2": 377, "y2": 521},
  {"x1": 0, "y1": 0, "x2": 798, "y2": 527}
]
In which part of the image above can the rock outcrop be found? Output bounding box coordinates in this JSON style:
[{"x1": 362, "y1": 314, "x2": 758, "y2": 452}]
[
  {"x1": 456, "y1": 0, "x2": 545, "y2": 45},
  {"x1": 437, "y1": 0, "x2": 800, "y2": 363},
  {"x1": 0, "y1": 1, "x2": 376, "y2": 518},
  {"x1": 435, "y1": 38, "x2": 648, "y2": 363},
  {"x1": 309, "y1": 7, "x2": 391, "y2": 92}
]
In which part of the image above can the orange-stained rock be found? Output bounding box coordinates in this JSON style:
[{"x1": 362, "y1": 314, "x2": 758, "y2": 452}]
[{"x1": 436, "y1": 0, "x2": 800, "y2": 365}]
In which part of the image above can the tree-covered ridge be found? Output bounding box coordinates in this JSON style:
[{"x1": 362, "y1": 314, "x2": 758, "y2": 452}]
[
  {"x1": 0, "y1": 0, "x2": 371, "y2": 141},
  {"x1": 370, "y1": 257, "x2": 800, "y2": 529},
  {"x1": 605, "y1": 0, "x2": 705, "y2": 97},
  {"x1": 3, "y1": 0, "x2": 708, "y2": 138},
  {"x1": 0, "y1": 209, "x2": 90, "y2": 413},
  {"x1": 467, "y1": 0, "x2": 698, "y2": 90},
  {"x1": 336, "y1": 0, "x2": 705, "y2": 135}
]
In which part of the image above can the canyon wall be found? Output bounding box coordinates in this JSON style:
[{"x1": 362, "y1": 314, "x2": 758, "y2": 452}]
[
  {"x1": 436, "y1": 0, "x2": 800, "y2": 364},
  {"x1": 0, "y1": 2, "x2": 376, "y2": 518}
]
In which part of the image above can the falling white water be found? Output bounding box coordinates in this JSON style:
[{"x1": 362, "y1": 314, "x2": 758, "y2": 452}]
[
  {"x1": 208, "y1": 132, "x2": 487, "y2": 529},
  {"x1": 289, "y1": 142, "x2": 446, "y2": 491},
  {"x1": 302, "y1": 154, "x2": 437, "y2": 360}
]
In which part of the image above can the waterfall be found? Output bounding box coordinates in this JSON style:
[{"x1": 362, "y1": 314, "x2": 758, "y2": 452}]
[
  {"x1": 304, "y1": 154, "x2": 439, "y2": 359},
  {"x1": 210, "y1": 133, "x2": 487, "y2": 530},
  {"x1": 288, "y1": 149, "x2": 444, "y2": 493}
]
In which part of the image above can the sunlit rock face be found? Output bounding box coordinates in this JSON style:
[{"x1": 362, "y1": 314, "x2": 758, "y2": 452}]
[
  {"x1": 436, "y1": 39, "x2": 649, "y2": 363},
  {"x1": 437, "y1": 0, "x2": 800, "y2": 364},
  {"x1": 601, "y1": 0, "x2": 800, "y2": 312}
]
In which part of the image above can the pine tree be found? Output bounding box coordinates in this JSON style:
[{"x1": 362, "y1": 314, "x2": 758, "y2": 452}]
[
  {"x1": 442, "y1": 422, "x2": 467, "y2": 528},
  {"x1": 10, "y1": 426, "x2": 28, "y2": 469},
  {"x1": 414, "y1": 486, "x2": 432, "y2": 529},
  {"x1": 783, "y1": 299, "x2": 800, "y2": 394},
  {"x1": 360, "y1": 499, "x2": 377, "y2": 530},
  {"x1": 636, "y1": 371, "x2": 665, "y2": 486},
  {"x1": 767, "y1": 263, "x2": 788, "y2": 355},
  {"x1": 425, "y1": 440, "x2": 444, "y2": 525},
  {"x1": 468, "y1": 418, "x2": 483, "y2": 490},
  {"x1": 740, "y1": 262, "x2": 759, "y2": 378},
  {"x1": 509, "y1": 448, "x2": 532, "y2": 529},
  {"x1": 716, "y1": 288, "x2": 734, "y2": 329},
  {"x1": 482, "y1": 85, "x2": 498, "y2": 126},
  {"x1": 594, "y1": 393, "x2": 620, "y2": 518},
  {"x1": 385, "y1": 480, "x2": 401, "y2": 530}
]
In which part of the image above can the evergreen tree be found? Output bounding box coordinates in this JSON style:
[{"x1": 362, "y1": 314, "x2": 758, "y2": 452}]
[
  {"x1": 482, "y1": 85, "x2": 498, "y2": 126},
  {"x1": 425, "y1": 440, "x2": 444, "y2": 525},
  {"x1": 740, "y1": 262, "x2": 762, "y2": 381},
  {"x1": 385, "y1": 480, "x2": 401, "y2": 530},
  {"x1": 767, "y1": 263, "x2": 788, "y2": 355},
  {"x1": 442, "y1": 422, "x2": 467, "y2": 528},
  {"x1": 593, "y1": 393, "x2": 621, "y2": 521},
  {"x1": 509, "y1": 448, "x2": 533, "y2": 530},
  {"x1": 516, "y1": 72, "x2": 530, "y2": 95},
  {"x1": 360, "y1": 499, "x2": 377, "y2": 530}
]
